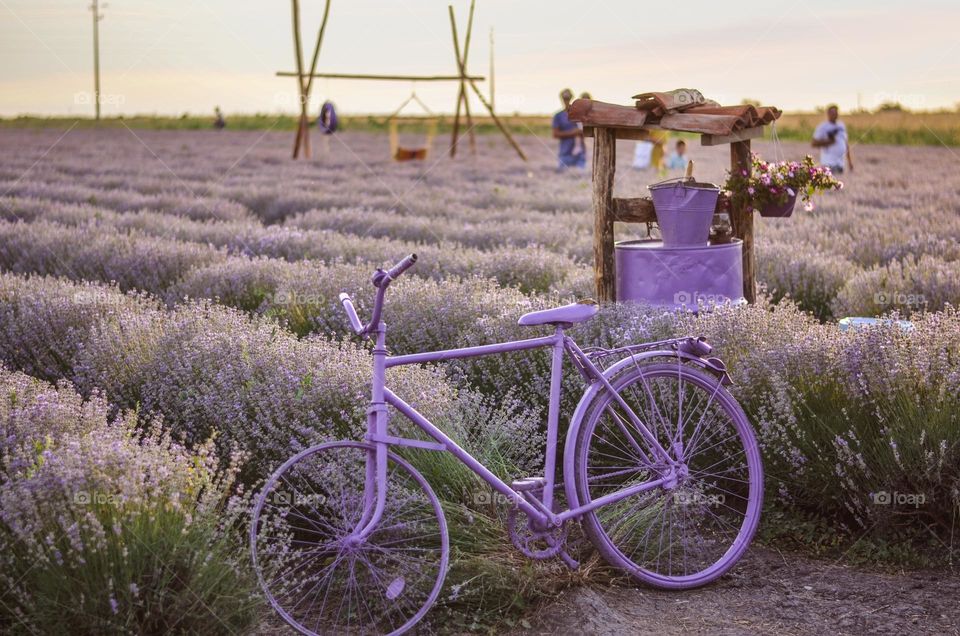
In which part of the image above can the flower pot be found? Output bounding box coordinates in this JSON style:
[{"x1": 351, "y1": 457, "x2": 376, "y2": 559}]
[
  {"x1": 649, "y1": 178, "x2": 719, "y2": 247},
  {"x1": 758, "y1": 192, "x2": 797, "y2": 218}
]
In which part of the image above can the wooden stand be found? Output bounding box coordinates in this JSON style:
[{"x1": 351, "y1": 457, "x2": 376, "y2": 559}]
[
  {"x1": 573, "y1": 99, "x2": 776, "y2": 303},
  {"x1": 280, "y1": 1, "x2": 525, "y2": 161}
]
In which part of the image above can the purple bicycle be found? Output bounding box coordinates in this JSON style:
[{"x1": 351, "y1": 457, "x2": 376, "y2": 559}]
[{"x1": 251, "y1": 254, "x2": 763, "y2": 635}]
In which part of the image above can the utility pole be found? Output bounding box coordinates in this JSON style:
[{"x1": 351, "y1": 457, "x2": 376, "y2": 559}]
[
  {"x1": 489, "y1": 27, "x2": 495, "y2": 112},
  {"x1": 90, "y1": 0, "x2": 105, "y2": 120}
]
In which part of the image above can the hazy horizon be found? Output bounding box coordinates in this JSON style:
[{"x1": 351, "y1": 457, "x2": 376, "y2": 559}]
[{"x1": 2, "y1": 0, "x2": 958, "y2": 118}]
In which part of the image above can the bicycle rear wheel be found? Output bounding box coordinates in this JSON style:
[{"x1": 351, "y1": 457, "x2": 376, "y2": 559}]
[
  {"x1": 573, "y1": 362, "x2": 763, "y2": 589},
  {"x1": 251, "y1": 441, "x2": 448, "y2": 635}
]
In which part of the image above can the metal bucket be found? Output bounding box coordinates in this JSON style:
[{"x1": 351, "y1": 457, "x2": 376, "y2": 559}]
[{"x1": 649, "y1": 178, "x2": 720, "y2": 247}]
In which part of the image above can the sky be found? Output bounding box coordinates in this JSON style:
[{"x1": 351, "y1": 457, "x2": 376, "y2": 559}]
[{"x1": 1, "y1": 0, "x2": 958, "y2": 117}]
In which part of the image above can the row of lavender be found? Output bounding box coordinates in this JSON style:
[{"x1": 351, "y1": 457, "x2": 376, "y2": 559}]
[
  {"x1": 0, "y1": 209, "x2": 956, "y2": 546},
  {"x1": 5, "y1": 130, "x2": 960, "y2": 320},
  {"x1": 5, "y1": 191, "x2": 960, "y2": 322},
  {"x1": 0, "y1": 272, "x2": 559, "y2": 631}
]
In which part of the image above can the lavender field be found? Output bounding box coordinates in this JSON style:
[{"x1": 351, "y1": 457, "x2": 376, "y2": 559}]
[{"x1": 1, "y1": 127, "x2": 958, "y2": 633}]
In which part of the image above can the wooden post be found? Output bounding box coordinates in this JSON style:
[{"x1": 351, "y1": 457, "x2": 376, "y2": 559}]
[
  {"x1": 290, "y1": 0, "x2": 330, "y2": 160},
  {"x1": 448, "y1": 2, "x2": 477, "y2": 158},
  {"x1": 461, "y1": 0, "x2": 477, "y2": 154},
  {"x1": 468, "y1": 79, "x2": 526, "y2": 161},
  {"x1": 448, "y1": 5, "x2": 464, "y2": 158},
  {"x1": 593, "y1": 128, "x2": 617, "y2": 301},
  {"x1": 730, "y1": 140, "x2": 755, "y2": 303},
  {"x1": 291, "y1": 0, "x2": 310, "y2": 159}
]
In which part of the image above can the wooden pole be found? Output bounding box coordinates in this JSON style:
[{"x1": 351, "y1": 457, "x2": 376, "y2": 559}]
[
  {"x1": 303, "y1": 0, "x2": 332, "y2": 98},
  {"x1": 277, "y1": 72, "x2": 485, "y2": 81},
  {"x1": 291, "y1": 0, "x2": 310, "y2": 159},
  {"x1": 468, "y1": 79, "x2": 526, "y2": 161},
  {"x1": 448, "y1": 5, "x2": 464, "y2": 158},
  {"x1": 449, "y1": 1, "x2": 476, "y2": 157},
  {"x1": 730, "y1": 140, "x2": 756, "y2": 303},
  {"x1": 593, "y1": 128, "x2": 617, "y2": 301},
  {"x1": 462, "y1": 0, "x2": 477, "y2": 154}
]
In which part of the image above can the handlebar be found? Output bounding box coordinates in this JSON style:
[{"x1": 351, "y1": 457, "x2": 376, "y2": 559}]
[
  {"x1": 384, "y1": 253, "x2": 418, "y2": 284},
  {"x1": 339, "y1": 293, "x2": 364, "y2": 334},
  {"x1": 371, "y1": 253, "x2": 418, "y2": 288},
  {"x1": 340, "y1": 254, "x2": 418, "y2": 336}
]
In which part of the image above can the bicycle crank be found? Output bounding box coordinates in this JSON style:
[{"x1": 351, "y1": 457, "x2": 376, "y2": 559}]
[{"x1": 506, "y1": 505, "x2": 569, "y2": 560}]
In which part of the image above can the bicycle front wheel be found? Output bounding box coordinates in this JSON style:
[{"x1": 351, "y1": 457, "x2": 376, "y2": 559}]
[
  {"x1": 250, "y1": 441, "x2": 448, "y2": 635},
  {"x1": 573, "y1": 362, "x2": 763, "y2": 589}
]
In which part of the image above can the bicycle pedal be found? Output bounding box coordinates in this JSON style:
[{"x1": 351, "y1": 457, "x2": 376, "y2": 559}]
[
  {"x1": 511, "y1": 477, "x2": 546, "y2": 492},
  {"x1": 559, "y1": 550, "x2": 580, "y2": 571}
]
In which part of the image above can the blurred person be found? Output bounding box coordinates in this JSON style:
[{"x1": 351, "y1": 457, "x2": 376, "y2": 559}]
[
  {"x1": 666, "y1": 139, "x2": 689, "y2": 170},
  {"x1": 213, "y1": 106, "x2": 226, "y2": 130},
  {"x1": 811, "y1": 104, "x2": 854, "y2": 173},
  {"x1": 552, "y1": 88, "x2": 586, "y2": 170},
  {"x1": 632, "y1": 140, "x2": 654, "y2": 169},
  {"x1": 578, "y1": 92, "x2": 592, "y2": 156}
]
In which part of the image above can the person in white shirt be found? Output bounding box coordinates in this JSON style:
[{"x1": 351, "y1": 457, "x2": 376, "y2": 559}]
[{"x1": 811, "y1": 104, "x2": 854, "y2": 173}]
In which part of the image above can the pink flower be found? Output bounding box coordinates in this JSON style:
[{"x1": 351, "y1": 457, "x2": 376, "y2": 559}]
[
  {"x1": 747, "y1": 186, "x2": 755, "y2": 195},
  {"x1": 804, "y1": 201, "x2": 814, "y2": 211}
]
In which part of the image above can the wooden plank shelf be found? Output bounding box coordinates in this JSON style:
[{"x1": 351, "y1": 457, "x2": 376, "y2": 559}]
[
  {"x1": 701, "y1": 126, "x2": 765, "y2": 146},
  {"x1": 611, "y1": 196, "x2": 729, "y2": 225}
]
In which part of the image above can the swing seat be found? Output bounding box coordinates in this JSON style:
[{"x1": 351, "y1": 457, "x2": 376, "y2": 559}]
[
  {"x1": 394, "y1": 147, "x2": 429, "y2": 161},
  {"x1": 388, "y1": 92, "x2": 438, "y2": 162}
]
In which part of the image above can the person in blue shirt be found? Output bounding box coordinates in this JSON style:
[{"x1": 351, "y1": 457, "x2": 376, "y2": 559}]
[
  {"x1": 666, "y1": 139, "x2": 689, "y2": 170},
  {"x1": 552, "y1": 88, "x2": 586, "y2": 170}
]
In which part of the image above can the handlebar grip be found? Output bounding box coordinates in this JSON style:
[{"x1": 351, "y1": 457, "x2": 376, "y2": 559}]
[
  {"x1": 383, "y1": 253, "x2": 417, "y2": 284},
  {"x1": 339, "y1": 293, "x2": 364, "y2": 334}
]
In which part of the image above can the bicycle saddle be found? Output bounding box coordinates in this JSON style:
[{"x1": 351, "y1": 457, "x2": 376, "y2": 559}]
[{"x1": 518, "y1": 299, "x2": 599, "y2": 327}]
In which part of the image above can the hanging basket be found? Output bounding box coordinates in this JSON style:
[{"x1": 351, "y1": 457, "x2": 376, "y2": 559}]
[{"x1": 758, "y1": 192, "x2": 797, "y2": 218}]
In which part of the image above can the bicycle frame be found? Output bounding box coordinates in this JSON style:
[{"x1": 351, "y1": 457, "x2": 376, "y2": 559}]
[{"x1": 354, "y1": 319, "x2": 679, "y2": 539}]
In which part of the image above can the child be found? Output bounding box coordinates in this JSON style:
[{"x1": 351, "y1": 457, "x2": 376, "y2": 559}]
[{"x1": 666, "y1": 139, "x2": 689, "y2": 170}]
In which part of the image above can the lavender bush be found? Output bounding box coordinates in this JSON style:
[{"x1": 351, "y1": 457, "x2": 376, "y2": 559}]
[
  {"x1": 0, "y1": 367, "x2": 259, "y2": 633},
  {"x1": 679, "y1": 299, "x2": 960, "y2": 541}
]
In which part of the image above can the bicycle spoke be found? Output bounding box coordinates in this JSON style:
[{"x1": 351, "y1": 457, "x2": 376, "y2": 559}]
[
  {"x1": 576, "y1": 363, "x2": 762, "y2": 588},
  {"x1": 252, "y1": 442, "x2": 448, "y2": 636}
]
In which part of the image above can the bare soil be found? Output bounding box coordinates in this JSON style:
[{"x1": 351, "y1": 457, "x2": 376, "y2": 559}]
[{"x1": 506, "y1": 547, "x2": 960, "y2": 635}]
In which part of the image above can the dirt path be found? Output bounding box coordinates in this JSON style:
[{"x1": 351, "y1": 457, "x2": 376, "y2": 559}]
[{"x1": 507, "y1": 547, "x2": 960, "y2": 635}]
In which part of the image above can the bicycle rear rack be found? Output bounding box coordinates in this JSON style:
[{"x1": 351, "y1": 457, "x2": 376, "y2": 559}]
[{"x1": 578, "y1": 336, "x2": 731, "y2": 385}]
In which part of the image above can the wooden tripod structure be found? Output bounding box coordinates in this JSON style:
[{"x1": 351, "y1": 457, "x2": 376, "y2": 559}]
[{"x1": 281, "y1": 0, "x2": 526, "y2": 161}]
